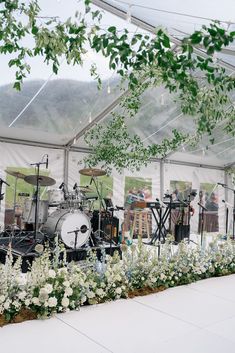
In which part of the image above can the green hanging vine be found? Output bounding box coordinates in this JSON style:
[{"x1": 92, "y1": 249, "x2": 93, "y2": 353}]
[{"x1": 0, "y1": 0, "x2": 235, "y2": 170}]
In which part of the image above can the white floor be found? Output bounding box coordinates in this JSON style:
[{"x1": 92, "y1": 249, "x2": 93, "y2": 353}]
[{"x1": 1, "y1": 274, "x2": 235, "y2": 353}]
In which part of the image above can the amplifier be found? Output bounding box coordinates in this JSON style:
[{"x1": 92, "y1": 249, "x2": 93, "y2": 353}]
[
  {"x1": 91, "y1": 212, "x2": 119, "y2": 244},
  {"x1": 174, "y1": 225, "x2": 190, "y2": 243}
]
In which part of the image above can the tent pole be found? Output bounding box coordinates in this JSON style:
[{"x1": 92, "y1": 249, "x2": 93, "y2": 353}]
[
  {"x1": 160, "y1": 159, "x2": 164, "y2": 200},
  {"x1": 63, "y1": 148, "x2": 69, "y2": 186}
]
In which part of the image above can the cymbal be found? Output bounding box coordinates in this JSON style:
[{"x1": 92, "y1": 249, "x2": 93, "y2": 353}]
[
  {"x1": 79, "y1": 168, "x2": 106, "y2": 177},
  {"x1": 24, "y1": 175, "x2": 56, "y2": 187},
  {"x1": 77, "y1": 185, "x2": 93, "y2": 193},
  {"x1": 5, "y1": 170, "x2": 26, "y2": 179}
]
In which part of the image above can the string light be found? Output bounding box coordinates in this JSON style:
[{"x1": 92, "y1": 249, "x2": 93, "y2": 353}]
[
  {"x1": 73, "y1": 137, "x2": 77, "y2": 145},
  {"x1": 182, "y1": 145, "x2": 185, "y2": 152},
  {"x1": 202, "y1": 148, "x2": 206, "y2": 156}
]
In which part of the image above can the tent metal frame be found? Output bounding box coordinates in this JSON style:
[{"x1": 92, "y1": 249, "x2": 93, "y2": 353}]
[{"x1": 0, "y1": 0, "x2": 233, "y2": 188}]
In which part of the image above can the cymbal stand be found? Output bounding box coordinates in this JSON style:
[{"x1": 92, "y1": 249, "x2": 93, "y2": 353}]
[
  {"x1": 30, "y1": 160, "x2": 47, "y2": 240},
  {"x1": 90, "y1": 176, "x2": 103, "y2": 239},
  {"x1": 10, "y1": 175, "x2": 20, "y2": 240},
  {"x1": 0, "y1": 178, "x2": 9, "y2": 212}
]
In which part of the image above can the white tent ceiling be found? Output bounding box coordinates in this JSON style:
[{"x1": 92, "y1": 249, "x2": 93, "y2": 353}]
[{"x1": 0, "y1": 0, "x2": 234, "y2": 169}]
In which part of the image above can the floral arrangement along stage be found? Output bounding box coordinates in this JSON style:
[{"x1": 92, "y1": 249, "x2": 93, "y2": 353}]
[{"x1": 0, "y1": 237, "x2": 235, "y2": 327}]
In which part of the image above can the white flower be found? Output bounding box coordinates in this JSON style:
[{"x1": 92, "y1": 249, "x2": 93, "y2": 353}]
[
  {"x1": 32, "y1": 297, "x2": 40, "y2": 305},
  {"x1": 44, "y1": 283, "x2": 53, "y2": 294},
  {"x1": 48, "y1": 269, "x2": 56, "y2": 278},
  {"x1": 115, "y1": 287, "x2": 122, "y2": 295},
  {"x1": 0, "y1": 295, "x2": 5, "y2": 303},
  {"x1": 81, "y1": 296, "x2": 87, "y2": 303},
  {"x1": 18, "y1": 291, "x2": 27, "y2": 300},
  {"x1": 65, "y1": 287, "x2": 73, "y2": 296},
  {"x1": 25, "y1": 299, "x2": 30, "y2": 306},
  {"x1": 15, "y1": 275, "x2": 26, "y2": 286},
  {"x1": 62, "y1": 297, "x2": 70, "y2": 307},
  {"x1": 96, "y1": 288, "x2": 105, "y2": 297},
  {"x1": 39, "y1": 288, "x2": 49, "y2": 301},
  {"x1": 48, "y1": 297, "x2": 57, "y2": 307},
  {"x1": 87, "y1": 291, "x2": 95, "y2": 299},
  {"x1": 4, "y1": 300, "x2": 10, "y2": 310},
  {"x1": 63, "y1": 281, "x2": 70, "y2": 287}
]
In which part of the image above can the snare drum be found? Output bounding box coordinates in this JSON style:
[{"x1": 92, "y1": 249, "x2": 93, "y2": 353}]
[{"x1": 47, "y1": 189, "x2": 64, "y2": 206}]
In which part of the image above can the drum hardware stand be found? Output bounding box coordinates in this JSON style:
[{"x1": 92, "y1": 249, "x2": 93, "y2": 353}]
[
  {"x1": 198, "y1": 202, "x2": 207, "y2": 247},
  {"x1": 0, "y1": 178, "x2": 9, "y2": 212},
  {"x1": 90, "y1": 176, "x2": 105, "y2": 240}
]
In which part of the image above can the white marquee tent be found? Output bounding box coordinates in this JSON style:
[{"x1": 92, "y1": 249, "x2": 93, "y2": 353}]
[{"x1": 0, "y1": 0, "x2": 234, "y2": 234}]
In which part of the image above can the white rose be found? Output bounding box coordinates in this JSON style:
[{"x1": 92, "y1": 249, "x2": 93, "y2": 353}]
[
  {"x1": 48, "y1": 269, "x2": 56, "y2": 278},
  {"x1": 65, "y1": 287, "x2": 73, "y2": 296},
  {"x1": 115, "y1": 287, "x2": 122, "y2": 295},
  {"x1": 96, "y1": 288, "x2": 104, "y2": 296},
  {"x1": 63, "y1": 281, "x2": 70, "y2": 287},
  {"x1": 44, "y1": 284, "x2": 53, "y2": 294},
  {"x1": 48, "y1": 297, "x2": 57, "y2": 307},
  {"x1": 25, "y1": 299, "x2": 30, "y2": 306},
  {"x1": 0, "y1": 295, "x2": 5, "y2": 303},
  {"x1": 32, "y1": 297, "x2": 40, "y2": 305},
  {"x1": 81, "y1": 296, "x2": 87, "y2": 303},
  {"x1": 18, "y1": 291, "x2": 27, "y2": 300},
  {"x1": 4, "y1": 300, "x2": 10, "y2": 310},
  {"x1": 61, "y1": 297, "x2": 70, "y2": 308},
  {"x1": 87, "y1": 291, "x2": 95, "y2": 299}
]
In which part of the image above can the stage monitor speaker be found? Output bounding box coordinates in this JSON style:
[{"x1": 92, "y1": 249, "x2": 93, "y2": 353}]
[{"x1": 174, "y1": 224, "x2": 190, "y2": 243}]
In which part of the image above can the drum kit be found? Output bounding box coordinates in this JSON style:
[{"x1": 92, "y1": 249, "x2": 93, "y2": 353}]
[{"x1": 2, "y1": 166, "x2": 116, "y2": 251}]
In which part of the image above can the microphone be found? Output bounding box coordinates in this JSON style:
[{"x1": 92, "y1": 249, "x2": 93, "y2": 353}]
[
  {"x1": 46, "y1": 154, "x2": 48, "y2": 169},
  {"x1": 73, "y1": 183, "x2": 77, "y2": 190},
  {"x1": 217, "y1": 182, "x2": 227, "y2": 187},
  {"x1": 59, "y1": 182, "x2": 64, "y2": 189}
]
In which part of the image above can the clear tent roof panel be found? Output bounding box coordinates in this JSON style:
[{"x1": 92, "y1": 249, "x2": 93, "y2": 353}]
[{"x1": 0, "y1": 0, "x2": 140, "y2": 145}]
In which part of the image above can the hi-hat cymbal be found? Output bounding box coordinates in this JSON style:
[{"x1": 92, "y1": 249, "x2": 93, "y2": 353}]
[
  {"x1": 24, "y1": 175, "x2": 56, "y2": 187},
  {"x1": 77, "y1": 185, "x2": 93, "y2": 193},
  {"x1": 79, "y1": 168, "x2": 106, "y2": 177},
  {"x1": 5, "y1": 170, "x2": 26, "y2": 179}
]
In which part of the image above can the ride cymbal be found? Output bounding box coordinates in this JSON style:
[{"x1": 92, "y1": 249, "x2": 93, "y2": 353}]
[
  {"x1": 24, "y1": 175, "x2": 56, "y2": 186},
  {"x1": 79, "y1": 168, "x2": 106, "y2": 177},
  {"x1": 5, "y1": 170, "x2": 26, "y2": 179}
]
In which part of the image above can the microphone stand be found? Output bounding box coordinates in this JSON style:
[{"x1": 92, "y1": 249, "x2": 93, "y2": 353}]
[
  {"x1": 30, "y1": 160, "x2": 47, "y2": 240},
  {"x1": 198, "y1": 202, "x2": 207, "y2": 247},
  {"x1": 218, "y1": 184, "x2": 235, "y2": 240},
  {"x1": 222, "y1": 200, "x2": 229, "y2": 238}
]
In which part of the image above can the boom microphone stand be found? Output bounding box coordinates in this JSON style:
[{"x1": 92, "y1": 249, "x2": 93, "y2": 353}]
[
  {"x1": 198, "y1": 202, "x2": 207, "y2": 246},
  {"x1": 218, "y1": 183, "x2": 235, "y2": 240}
]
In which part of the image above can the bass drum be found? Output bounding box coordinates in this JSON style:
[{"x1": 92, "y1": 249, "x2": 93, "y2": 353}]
[{"x1": 43, "y1": 209, "x2": 91, "y2": 249}]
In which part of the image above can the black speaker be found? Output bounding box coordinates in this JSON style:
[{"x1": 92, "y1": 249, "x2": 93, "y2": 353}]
[
  {"x1": 91, "y1": 212, "x2": 119, "y2": 244},
  {"x1": 174, "y1": 225, "x2": 190, "y2": 243}
]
